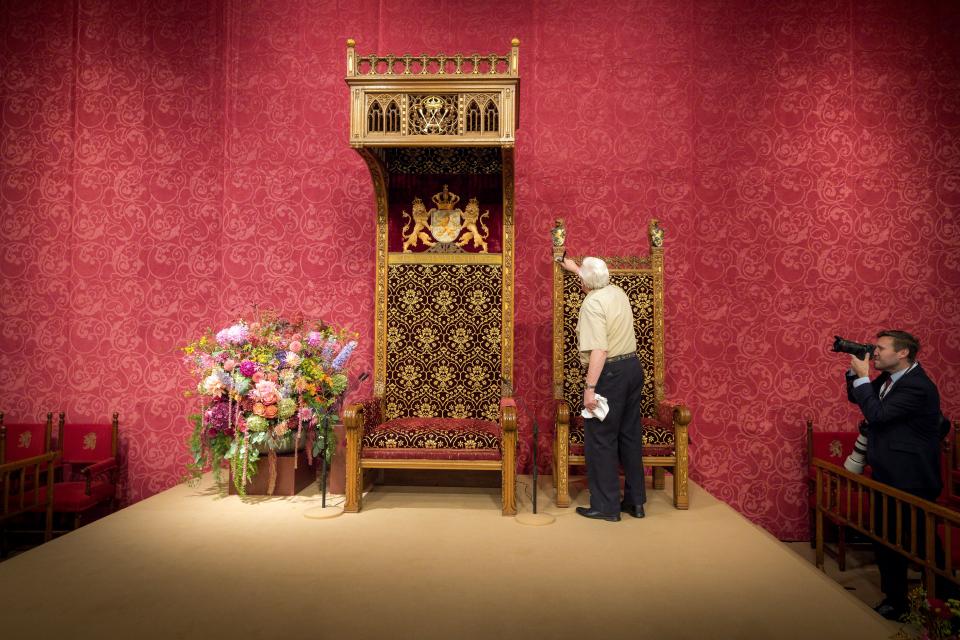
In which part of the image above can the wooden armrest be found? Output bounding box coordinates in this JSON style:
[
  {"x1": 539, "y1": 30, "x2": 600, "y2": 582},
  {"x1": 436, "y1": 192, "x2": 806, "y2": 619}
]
[
  {"x1": 499, "y1": 398, "x2": 517, "y2": 434},
  {"x1": 344, "y1": 397, "x2": 383, "y2": 434},
  {"x1": 81, "y1": 457, "x2": 117, "y2": 480},
  {"x1": 555, "y1": 399, "x2": 570, "y2": 427},
  {"x1": 653, "y1": 399, "x2": 691, "y2": 429},
  {"x1": 81, "y1": 457, "x2": 117, "y2": 495}
]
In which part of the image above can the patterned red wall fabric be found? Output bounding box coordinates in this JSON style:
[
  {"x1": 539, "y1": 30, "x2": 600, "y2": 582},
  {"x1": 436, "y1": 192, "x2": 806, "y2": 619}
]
[{"x1": 2, "y1": 0, "x2": 959, "y2": 539}]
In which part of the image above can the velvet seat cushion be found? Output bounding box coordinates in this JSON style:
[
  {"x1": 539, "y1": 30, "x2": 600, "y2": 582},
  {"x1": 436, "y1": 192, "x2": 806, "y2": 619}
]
[
  {"x1": 569, "y1": 416, "x2": 675, "y2": 457},
  {"x1": 362, "y1": 417, "x2": 502, "y2": 461},
  {"x1": 26, "y1": 481, "x2": 115, "y2": 513}
]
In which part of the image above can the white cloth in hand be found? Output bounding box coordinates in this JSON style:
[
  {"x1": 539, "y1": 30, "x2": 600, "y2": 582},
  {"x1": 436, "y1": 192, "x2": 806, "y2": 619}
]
[{"x1": 581, "y1": 394, "x2": 610, "y2": 421}]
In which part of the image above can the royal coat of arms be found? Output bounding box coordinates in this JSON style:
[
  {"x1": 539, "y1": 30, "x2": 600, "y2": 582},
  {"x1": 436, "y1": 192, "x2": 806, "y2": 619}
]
[{"x1": 400, "y1": 185, "x2": 490, "y2": 253}]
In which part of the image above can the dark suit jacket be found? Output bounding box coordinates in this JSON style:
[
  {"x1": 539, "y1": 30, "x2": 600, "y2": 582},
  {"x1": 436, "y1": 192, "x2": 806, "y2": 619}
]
[{"x1": 846, "y1": 363, "x2": 942, "y2": 493}]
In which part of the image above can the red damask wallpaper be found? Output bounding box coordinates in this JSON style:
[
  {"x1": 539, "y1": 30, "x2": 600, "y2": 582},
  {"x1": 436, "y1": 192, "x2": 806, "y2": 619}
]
[{"x1": 2, "y1": 0, "x2": 959, "y2": 539}]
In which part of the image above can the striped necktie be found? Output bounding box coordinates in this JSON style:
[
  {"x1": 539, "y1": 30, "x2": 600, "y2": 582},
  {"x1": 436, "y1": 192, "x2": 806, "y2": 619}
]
[{"x1": 879, "y1": 378, "x2": 893, "y2": 401}]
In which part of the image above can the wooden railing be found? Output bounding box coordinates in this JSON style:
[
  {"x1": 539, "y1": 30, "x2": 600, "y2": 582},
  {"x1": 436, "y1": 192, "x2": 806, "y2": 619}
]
[
  {"x1": 814, "y1": 458, "x2": 960, "y2": 598},
  {"x1": 346, "y1": 39, "x2": 520, "y2": 78},
  {"x1": 1, "y1": 451, "x2": 59, "y2": 546}
]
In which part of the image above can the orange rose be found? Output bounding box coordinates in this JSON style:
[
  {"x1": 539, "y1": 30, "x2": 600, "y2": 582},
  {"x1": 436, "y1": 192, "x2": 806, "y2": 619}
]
[
  {"x1": 264, "y1": 405, "x2": 279, "y2": 419},
  {"x1": 253, "y1": 402, "x2": 266, "y2": 417}
]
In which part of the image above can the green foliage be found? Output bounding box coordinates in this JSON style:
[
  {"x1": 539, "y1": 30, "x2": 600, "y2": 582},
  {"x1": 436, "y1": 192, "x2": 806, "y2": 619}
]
[{"x1": 184, "y1": 413, "x2": 205, "y2": 485}]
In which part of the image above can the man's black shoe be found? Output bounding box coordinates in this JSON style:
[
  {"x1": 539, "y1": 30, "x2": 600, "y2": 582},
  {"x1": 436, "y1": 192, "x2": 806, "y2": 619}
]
[
  {"x1": 620, "y1": 502, "x2": 645, "y2": 518},
  {"x1": 575, "y1": 506, "x2": 620, "y2": 522},
  {"x1": 873, "y1": 601, "x2": 906, "y2": 621}
]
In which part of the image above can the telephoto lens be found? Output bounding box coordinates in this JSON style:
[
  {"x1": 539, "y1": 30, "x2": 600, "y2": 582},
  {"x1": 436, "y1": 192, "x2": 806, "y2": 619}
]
[
  {"x1": 843, "y1": 434, "x2": 868, "y2": 474},
  {"x1": 832, "y1": 336, "x2": 876, "y2": 360}
]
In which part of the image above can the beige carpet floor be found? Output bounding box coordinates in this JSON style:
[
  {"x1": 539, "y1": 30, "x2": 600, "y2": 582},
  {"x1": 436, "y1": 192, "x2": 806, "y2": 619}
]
[{"x1": 0, "y1": 475, "x2": 900, "y2": 640}]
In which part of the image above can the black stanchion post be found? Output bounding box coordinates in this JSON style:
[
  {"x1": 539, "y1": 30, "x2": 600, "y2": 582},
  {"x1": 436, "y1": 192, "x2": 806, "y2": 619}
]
[
  {"x1": 320, "y1": 414, "x2": 328, "y2": 508},
  {"x1": 532, "y1": 416, "x2": 539, "y2": 514}
]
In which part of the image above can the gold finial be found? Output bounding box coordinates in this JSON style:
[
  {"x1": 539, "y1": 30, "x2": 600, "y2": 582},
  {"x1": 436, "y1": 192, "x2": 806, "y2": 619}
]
[
  {"x1": 648, "y1": 219, "x2": 664, "y2": 248},
  {"x1": 511, "y1": 38, "x2": 520, "y2": 47},
  {"x1": 551, "y1": 218, "x2": 566, "y2": 262},
  {"x1": 346, "y1": 38, "x2": 355, "y2": 47},
  {"x1": 432, "y1": 185, "x2": 460, "y2": 211}
]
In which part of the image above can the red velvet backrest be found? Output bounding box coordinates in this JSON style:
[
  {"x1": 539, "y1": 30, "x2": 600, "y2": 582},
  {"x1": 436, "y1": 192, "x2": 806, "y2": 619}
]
[
  {"x1": 59, "y1": 417, "x2": 117, "y2": 465},
  {"x1": 0, "y1": 417, "x2": 52, "y2": 464},
  {"x1": 806, "y1": 421, "x2": 860, "y2": 479}
]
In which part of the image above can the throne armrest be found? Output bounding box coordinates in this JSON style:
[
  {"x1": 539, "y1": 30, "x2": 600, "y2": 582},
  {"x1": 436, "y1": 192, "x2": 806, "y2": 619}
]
[
  {"x1": 554, "y1": 399, "x2": 570, "y2": 441},
  {"x1": 650, "y1": 399, "x2": 691, "y2": 430},
  {"x1": 344, "y1": 397, "x2": 384, "y2": 435},
  {"x1": 499, "y1": 398, "x2": 518, "y2": 435}
]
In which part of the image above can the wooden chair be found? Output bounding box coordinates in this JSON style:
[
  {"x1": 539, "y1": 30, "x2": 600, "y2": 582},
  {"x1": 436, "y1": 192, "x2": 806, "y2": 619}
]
[
  {"x1": 941, "y1": 419, "x2": 959, "y2": 509},
  {"x1": 342, "y1": 40, "x2": 522, "y2": 515},
  {"x1": 1, "y1": 411, "x2": 60, "y2": 556},
  {"x1": 47, "y1": 412, "x2": 120, "y2": 530},
  {"x1": 342, "y1": 240, "x2": 518, "y2": 514},
  {"x1": 806, "y1": 420, "x2": 871, "y2": 571},
  {"x1": 552, "y1": 220, "x2": 691, "y2": 509}
]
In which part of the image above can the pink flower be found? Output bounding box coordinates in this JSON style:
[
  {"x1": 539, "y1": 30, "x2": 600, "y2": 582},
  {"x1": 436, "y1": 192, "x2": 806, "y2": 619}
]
[
  {"x1": 298, "y1": 407, "x2": 313, "y2": 421},
  {"x1": 288, "y1": 340, "x2": 302, "y2": 353},
  {"x1": 253, "y1": 380, "x2": 280, "y2": 405},
  {"x1": 223, "y1": 359, "x2": 237, "y2": 372},
  {"x1": 252, "y1": 371, "x2": 264, "y2": 383}
]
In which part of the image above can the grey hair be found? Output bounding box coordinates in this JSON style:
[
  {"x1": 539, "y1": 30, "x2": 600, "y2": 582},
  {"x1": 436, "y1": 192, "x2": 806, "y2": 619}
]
[{"x1": 578, "y1": 257, "x2": 610, "y2": 290}]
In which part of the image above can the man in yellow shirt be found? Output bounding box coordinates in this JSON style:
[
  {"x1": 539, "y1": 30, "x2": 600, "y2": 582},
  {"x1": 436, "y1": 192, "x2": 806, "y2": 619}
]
[{"x1": 562, "y1": 256, "x2": 645, "y2": 521}]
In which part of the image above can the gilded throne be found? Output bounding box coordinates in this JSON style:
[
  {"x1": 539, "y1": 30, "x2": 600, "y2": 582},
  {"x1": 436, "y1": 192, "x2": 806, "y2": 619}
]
[
  {"x1": 342, "y1": 40, "x2": 521, "y2": 514},
  {"x1": 552, "y1": 220, "x2": 691, "y2": 509}
]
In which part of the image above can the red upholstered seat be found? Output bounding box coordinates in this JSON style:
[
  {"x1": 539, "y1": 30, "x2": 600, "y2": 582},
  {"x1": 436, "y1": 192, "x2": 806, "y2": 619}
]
[
  {"x1": 568, "y1": 416, "x2": 676, "y2": 457},
  {"x1": 27, "y1": 481, "x2": 115, "y2": 513},
  {"x1": 363, "y1": 417, "x2": 502, "y2": 460}
]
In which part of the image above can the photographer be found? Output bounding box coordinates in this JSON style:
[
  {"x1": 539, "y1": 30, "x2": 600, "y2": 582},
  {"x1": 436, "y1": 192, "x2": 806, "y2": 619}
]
[{"x1": 844, "y1": 330, "x2": 944, "y2": 620}]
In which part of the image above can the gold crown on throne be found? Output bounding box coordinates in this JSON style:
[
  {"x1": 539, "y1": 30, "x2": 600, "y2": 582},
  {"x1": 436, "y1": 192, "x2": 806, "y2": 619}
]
[{"x1": 432, "y1": 185, "x2": 459, "y2": 210}]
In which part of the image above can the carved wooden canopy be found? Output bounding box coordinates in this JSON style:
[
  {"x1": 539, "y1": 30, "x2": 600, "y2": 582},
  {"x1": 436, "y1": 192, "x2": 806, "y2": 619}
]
[{"x1": 345, "y1": 39, "x2": 520, "y2": 148}]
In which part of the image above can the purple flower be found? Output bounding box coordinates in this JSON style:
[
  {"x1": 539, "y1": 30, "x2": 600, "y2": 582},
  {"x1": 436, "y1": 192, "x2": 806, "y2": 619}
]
[
  {"x1": 321, "y1": 337, "x2": 338, "y2": 364},
  {"x1": 332, "y1": 340, "x2": 357, "y2": 371},
  {"x1": 204, "y1": 400, "x2": 232, "y2": 432},
  {"x1": 307, "y1": 331, "x2": 323, "y2": 348},
  {"x1": 239, "y1": 360, "x2": 256, "y2": 377}
]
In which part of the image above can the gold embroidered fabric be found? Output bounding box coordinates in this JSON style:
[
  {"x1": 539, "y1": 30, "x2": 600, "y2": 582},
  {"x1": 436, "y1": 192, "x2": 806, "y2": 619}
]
[
  {"x1": 562, "y1": 271, "x2": 655, "y2": 419},
  {"x1": 363, "y1": 418, "x2": 501, "y2": 450},
  {"x1": 569, "y1": 419, "x2": 675, "y2": 454},
  {"x1": 385, "y1": 262, "x2": 503, "y2": 422}
]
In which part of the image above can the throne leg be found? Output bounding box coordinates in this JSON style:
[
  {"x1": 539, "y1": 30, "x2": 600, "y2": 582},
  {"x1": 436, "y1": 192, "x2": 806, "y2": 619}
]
[
  {"x1": 501, "y1": 429, "x2": 517, "y2": 516},
  {"x1": 555, "y1": 423, "x2": 570, "y2": 508},
  {"x1": 344, "y1": 426, "x2": 361, "y2": 513},
  {"x1": 653, "y1": 466, "x2": 666, "y2": 490}
]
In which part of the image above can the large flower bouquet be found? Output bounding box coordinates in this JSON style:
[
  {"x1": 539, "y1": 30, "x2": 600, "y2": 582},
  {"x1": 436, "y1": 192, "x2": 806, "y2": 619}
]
[
  {"x1": 182, "y1": 312, "x2": 357, "y2": 496},
  {"x1": 896, "y1": 587, "x2": 960, "y2": 640}
]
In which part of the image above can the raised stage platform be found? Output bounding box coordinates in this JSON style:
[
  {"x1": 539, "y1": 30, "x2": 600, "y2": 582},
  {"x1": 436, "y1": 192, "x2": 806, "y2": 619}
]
[{"x1": 0, "y1": 475, "x2": 897, "y2": 639}]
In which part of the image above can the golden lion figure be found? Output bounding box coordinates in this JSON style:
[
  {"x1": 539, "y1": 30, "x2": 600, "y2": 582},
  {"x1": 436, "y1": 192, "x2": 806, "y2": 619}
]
[
  {"x1": 401, "y1": 197, "x2": 435, "y2": 252},
  {"x1": 456, "y1": 198, "x2": 490, "y2": 252}
]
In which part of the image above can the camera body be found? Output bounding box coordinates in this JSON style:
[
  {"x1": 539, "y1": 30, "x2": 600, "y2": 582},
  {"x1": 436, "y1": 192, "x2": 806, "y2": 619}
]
[{"x1": 832, "y1": 336, "x2": 876, "y2": 360}]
